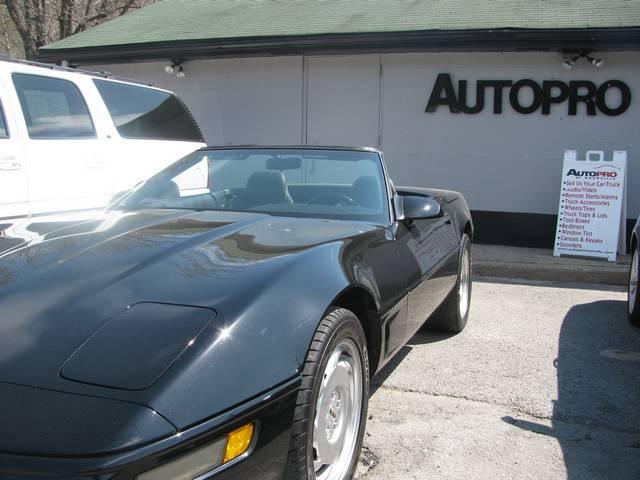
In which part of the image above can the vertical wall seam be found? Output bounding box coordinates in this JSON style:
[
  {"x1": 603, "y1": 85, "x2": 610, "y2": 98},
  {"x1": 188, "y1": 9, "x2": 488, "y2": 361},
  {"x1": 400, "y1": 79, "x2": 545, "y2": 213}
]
[
  {"x1": 378, "y1": 54, "x2": 384, "y2": 148},
  {"x1": 301, "y1": 55, "x2": 308, "y2": 145}
]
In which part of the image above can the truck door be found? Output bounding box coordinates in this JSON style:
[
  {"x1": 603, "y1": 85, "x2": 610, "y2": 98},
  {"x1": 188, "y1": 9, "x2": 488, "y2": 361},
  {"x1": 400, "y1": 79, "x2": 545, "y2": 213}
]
[
  {"x1": 11, "y1": 72, "x2": 111, "y2": 216},
  {"x1": 0, "y1": 80, "x2": 28, "y2": 219}
]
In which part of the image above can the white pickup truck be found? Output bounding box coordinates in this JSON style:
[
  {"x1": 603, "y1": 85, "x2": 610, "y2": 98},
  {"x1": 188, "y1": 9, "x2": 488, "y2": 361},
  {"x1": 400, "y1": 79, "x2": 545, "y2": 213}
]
[{"x1": 0, "y1": 57, "x2": 205, "y2": 219}]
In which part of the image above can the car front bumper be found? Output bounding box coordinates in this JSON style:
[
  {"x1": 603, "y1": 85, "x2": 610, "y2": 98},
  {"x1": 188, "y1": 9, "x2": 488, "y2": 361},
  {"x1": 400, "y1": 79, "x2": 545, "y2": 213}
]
[{"x1": 0, "y1": 377, "x2": 300, "y2": 480}]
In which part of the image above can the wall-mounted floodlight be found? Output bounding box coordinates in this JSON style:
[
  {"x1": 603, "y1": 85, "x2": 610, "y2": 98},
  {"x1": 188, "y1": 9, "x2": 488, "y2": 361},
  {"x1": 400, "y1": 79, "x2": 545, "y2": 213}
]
[
  {"x1": 586, "y1": 55, "x2": 604, "y2": 68},
  {"x1": 561, "y1": 50, "x2": 605, "y2": 69},
  {"x1": 164, "y1": 60, "x2": 186, "y2": 77}
]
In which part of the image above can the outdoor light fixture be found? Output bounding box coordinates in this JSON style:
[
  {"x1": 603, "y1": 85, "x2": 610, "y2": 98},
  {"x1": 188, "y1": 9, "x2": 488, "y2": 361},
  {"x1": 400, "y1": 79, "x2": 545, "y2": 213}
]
[
  {"x1": 164, "y1": 60, "x2": 186, "y2": 77},
  {"x1": 561, "y1": 50, "x2": 604, "y2": 69},
  {"x1": 586, "y1": 55, "x2": 605, "y2": 68},
  {"x1": 561, "y1": 52, "x2": 581, "y2": 70},
  {"x1": 562, "y1": 57, "x2": 576, "y2": 70}
]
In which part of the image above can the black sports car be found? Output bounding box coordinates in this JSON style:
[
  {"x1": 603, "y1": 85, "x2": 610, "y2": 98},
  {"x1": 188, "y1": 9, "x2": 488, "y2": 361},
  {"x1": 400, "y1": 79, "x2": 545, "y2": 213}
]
[
  {"x1": 629, "y1": 217, "x2": 639, "y2": 325},
  {"x1": 0, "y1": 146, "x2": 473, "y2": 480}
]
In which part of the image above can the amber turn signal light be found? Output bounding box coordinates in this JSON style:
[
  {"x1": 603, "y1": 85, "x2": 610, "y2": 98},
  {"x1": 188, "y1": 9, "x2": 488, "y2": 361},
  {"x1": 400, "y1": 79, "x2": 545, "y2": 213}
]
[{"x1": 223, "y1": 423, "x2": 255, "y2": 464}]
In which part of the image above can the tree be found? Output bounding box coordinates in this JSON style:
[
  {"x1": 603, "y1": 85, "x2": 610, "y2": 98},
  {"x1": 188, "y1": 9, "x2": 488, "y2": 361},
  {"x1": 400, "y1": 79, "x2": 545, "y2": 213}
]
[
  {"x1": 1, "y1": 0, "x2": 157, "y2": 59},
  {"x1": 0, "y1": 4, "x2": 24, "y2": 57}
]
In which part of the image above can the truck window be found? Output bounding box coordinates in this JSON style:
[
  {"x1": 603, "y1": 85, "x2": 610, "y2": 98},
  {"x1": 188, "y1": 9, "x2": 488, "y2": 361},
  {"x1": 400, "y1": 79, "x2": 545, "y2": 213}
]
[
  {"x1": 0, "y1": 101, "x2": 7, "y2": 138},
  {"x1": 12, "y1": 73, "x2": 95, "y2": 139},
  {"x1": 94, "y1": 79, "x2": 203, "y2": 142}
]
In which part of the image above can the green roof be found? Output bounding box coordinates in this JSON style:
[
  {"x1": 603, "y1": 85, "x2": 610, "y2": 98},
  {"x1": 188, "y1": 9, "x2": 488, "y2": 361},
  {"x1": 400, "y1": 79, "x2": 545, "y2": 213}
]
[{"x1": 42, "y1": 0, "x2": 640, "y2": 51}]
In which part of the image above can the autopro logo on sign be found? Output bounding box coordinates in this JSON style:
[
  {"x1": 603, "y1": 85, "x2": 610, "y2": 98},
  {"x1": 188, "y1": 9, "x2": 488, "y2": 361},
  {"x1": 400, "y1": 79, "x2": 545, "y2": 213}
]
[{"x1": 425, "y1": 73, "x2": 631, "y2": 116}]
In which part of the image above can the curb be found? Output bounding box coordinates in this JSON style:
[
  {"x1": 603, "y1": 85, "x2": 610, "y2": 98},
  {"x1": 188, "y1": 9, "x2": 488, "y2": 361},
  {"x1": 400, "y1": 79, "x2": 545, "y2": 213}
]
[{"x1": 473, "y1": 260, "x2": 629, "y2": 286}]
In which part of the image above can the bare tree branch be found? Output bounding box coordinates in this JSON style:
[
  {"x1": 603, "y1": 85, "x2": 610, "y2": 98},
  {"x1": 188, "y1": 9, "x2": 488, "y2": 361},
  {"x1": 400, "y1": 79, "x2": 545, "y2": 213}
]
[{"x1": 2, "y1": 0, "x2": 158, "y2": 59}]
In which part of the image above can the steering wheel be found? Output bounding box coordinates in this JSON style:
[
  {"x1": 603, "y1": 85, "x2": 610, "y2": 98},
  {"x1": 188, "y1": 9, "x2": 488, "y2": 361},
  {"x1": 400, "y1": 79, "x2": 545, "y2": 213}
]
[
  {"x1": 206, "y1": 192, "x2": 219, "y2": 208},
  {"x1": 306, "y1": 192, "x2": 356, "y2": 206}
]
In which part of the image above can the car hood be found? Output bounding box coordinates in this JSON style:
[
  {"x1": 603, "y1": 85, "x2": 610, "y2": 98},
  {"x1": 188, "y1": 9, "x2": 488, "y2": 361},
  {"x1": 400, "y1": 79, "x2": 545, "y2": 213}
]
[
  {"x1": 0, "y1": 209, "x2": 378, "y2": 410},
  {"x1": 0, "y1": 381, "x2": 175, "y2": 456}
]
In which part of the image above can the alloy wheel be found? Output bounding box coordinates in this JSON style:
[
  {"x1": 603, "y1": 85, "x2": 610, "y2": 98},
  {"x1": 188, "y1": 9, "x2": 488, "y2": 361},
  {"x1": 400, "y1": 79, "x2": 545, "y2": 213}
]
[
  {"x1": 630, "y1": 248, "x2": 638, "y2": 315},
  {"x1": 313, "y1": 338, "x2": 363, "y2": 480},
  {"x1": 459, "y1": 246, "x2": 471, "y2": 319}
]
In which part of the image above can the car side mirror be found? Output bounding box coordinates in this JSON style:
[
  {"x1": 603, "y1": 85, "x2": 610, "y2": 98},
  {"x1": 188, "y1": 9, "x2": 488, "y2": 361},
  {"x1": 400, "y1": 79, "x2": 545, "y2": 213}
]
[{"x1": 397, "y1": 194, "x2": 442, "y2": 222}]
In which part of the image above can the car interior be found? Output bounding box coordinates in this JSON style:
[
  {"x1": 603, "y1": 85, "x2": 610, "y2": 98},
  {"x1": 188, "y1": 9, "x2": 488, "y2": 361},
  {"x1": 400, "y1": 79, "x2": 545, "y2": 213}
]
[{"x1": 122, "y1": 150, "x2": 388, "y2": 223}]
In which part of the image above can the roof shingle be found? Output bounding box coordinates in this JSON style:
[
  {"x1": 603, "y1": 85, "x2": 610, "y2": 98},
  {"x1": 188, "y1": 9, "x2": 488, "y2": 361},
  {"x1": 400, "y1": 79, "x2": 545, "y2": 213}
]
[{"x1": 42, "y1": 0, "x2": 640, "y2": 51}]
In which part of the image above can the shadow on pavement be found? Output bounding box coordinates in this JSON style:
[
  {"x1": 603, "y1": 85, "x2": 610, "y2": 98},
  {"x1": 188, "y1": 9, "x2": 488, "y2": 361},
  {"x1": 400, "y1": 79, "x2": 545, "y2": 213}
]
[
  {"x1": 503, "y1": 300, "x2": 640, "y2": 479},
  {"x1": 370, "y1": 329, "x2": 459, "y2": 396},
  {"x1": 408, "y1": 330, "x2": 458, "y2": 346},
  {"x1": 370, "y1": 345, "x2": 412, "y2": 396}
]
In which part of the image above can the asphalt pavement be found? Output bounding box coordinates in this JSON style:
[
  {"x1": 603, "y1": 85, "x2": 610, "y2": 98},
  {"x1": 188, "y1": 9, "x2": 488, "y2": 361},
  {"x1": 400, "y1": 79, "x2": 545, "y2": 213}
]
[{"x1": 356, "y1": 278, "x2": 640, "y2": 480}]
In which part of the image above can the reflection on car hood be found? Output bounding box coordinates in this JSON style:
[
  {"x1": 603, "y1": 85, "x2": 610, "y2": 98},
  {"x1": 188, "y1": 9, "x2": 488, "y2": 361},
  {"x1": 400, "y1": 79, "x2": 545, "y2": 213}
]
[{"x1": 0, "y1": 208, "x2": 377, "y2": 396}]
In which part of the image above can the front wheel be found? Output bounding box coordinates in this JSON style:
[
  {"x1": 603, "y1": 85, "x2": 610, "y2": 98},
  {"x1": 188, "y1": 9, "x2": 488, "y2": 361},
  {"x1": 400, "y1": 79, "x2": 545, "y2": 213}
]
[
  {"x1": 629, "y1": 244, "x2": 639, "y2": 326},
  {"x1": 425, "y1": 233, "x2": 472, "y2": 333},
  {"x1": 286, "y1": 308, "x2": 369, "y2": 480}
]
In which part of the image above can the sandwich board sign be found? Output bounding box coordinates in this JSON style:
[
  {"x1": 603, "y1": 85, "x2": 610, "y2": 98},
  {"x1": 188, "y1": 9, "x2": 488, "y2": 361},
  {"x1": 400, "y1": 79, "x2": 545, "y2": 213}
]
[{"x1": 554, "y1": 150, "x2": 627, "y2": 262}]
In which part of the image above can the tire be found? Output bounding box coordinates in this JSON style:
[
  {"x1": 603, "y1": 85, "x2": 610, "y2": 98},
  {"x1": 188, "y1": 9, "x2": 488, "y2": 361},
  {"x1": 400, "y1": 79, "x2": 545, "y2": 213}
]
[
  {"x1": 629, "y1": 243, "x2": 639, "y2": 326},
  {"x1": 425, "y1": 233, "x2": 472, "y2": 333},
  {"x1": 285, "y1": 307, "x2": 369, "y2": 480}
]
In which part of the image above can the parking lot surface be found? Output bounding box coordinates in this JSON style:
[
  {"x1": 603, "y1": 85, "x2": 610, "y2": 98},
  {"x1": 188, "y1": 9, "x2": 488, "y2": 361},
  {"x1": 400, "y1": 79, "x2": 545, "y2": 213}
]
[{"x1": 356, "y1": 279, "x2": 640, "y2": 480}]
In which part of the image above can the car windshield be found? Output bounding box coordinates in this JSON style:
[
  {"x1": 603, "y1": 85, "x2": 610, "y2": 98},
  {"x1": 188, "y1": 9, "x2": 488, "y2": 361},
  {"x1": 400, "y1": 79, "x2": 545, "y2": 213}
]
[{"x1": 114, "y1": 148, "x2": 390, "y2": 224}]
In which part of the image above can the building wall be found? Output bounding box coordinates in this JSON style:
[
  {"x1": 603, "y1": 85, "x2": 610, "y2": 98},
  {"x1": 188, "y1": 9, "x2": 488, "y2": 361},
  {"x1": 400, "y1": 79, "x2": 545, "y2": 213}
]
[
  {"x1": 90, "y1": 51, "x2": 640, "y2": 246},
  {"x1": 95, "y1": 56, "x2": 305, "y2": 145}
]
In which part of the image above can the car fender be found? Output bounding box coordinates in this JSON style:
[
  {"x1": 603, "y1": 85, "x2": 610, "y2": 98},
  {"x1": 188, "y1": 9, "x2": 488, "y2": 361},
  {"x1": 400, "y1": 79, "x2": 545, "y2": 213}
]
[{"x1": 145, "y1": 240, "x2": 377, "y2": 429}]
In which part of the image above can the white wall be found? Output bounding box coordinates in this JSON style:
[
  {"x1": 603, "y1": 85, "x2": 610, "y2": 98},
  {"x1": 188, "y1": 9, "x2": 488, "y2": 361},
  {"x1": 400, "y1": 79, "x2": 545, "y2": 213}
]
[
  {"x1": 305, "y1": 55, "x2": 380, "y2": 147},
  {"x1": 90, "y1": 51, "x2": 640, "y2": 219},
  {"x1": 381, "y1": 52, "x2": 639, "y2": 217}
]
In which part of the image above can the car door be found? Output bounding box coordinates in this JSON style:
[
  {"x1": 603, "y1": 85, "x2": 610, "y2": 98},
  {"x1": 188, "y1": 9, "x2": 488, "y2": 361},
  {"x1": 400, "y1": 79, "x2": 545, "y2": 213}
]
[
  {"x1": 0, "y1": 80, "x2": 28, "y2": 219},
  {"x1": 10, "y1": 72, "x2": 111, "y2": 216},
  {"x1": 394, "y1": 193, "x2": 460, "y2": 338}
]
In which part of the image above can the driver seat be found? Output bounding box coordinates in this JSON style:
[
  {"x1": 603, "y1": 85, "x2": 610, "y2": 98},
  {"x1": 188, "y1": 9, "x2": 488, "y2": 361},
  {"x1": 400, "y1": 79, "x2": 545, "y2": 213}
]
[{"x1": 233, "y1": 171, "x2": 294, "y2": 209}]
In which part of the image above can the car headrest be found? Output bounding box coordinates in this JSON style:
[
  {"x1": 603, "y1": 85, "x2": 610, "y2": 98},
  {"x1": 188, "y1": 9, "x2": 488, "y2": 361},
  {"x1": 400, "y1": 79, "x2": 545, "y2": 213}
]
[
  {"x1": 236, "y1": 170, "x2": 292, "y2": 208},
  {"x1": 352, "y1": 176, "x2": 382, "y2": 210}
]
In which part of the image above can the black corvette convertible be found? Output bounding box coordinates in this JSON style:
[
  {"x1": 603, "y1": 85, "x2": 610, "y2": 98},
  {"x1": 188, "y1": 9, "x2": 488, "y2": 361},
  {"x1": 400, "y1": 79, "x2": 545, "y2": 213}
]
[{"x1": 0, "y1": 146, "x2": 473, "y2": 480}]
